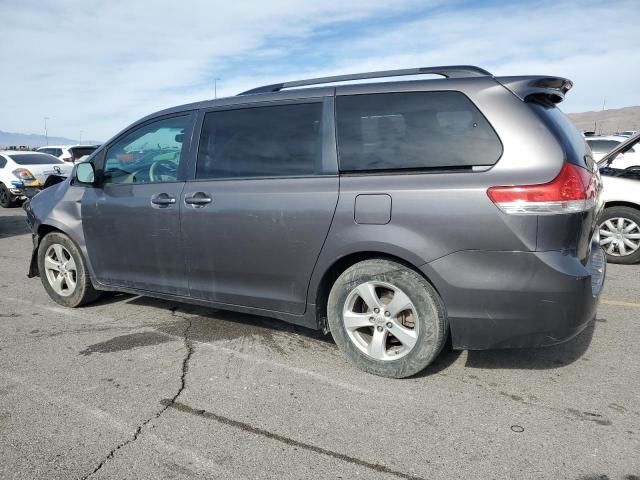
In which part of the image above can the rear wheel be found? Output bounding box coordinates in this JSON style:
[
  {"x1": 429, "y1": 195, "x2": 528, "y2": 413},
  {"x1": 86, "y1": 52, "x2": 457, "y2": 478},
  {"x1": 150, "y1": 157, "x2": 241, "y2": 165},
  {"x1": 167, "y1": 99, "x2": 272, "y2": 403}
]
[
  {"x1": 37, "y1": 232, "x2": 101, "y2": 307},
  {"x1": 327, "y1": 259, "x2": 447, "y2": 378},
  {"x1": 0, "y1": 183, "x2": 17, "y2": 208},
  {"x1": 599, "y1": 206, "x2": 640, "y2": 264}
]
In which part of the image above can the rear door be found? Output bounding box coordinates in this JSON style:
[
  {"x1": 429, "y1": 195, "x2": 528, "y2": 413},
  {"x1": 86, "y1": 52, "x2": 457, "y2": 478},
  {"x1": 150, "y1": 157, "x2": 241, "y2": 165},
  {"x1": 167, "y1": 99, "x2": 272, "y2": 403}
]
[
  {"x1": 82, "y1": 113, "x2": 195, "y2": 295},
  {"x1": 181, "y1": 98, "x2": 339, "y2": 314}
]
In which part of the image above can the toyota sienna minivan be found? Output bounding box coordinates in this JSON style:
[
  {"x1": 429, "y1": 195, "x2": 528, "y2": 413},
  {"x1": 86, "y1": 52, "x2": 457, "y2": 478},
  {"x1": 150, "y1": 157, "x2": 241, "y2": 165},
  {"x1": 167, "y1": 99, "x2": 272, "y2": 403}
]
[{"x1": 24, "y1": 66, "x2": 606, "y2": 378}]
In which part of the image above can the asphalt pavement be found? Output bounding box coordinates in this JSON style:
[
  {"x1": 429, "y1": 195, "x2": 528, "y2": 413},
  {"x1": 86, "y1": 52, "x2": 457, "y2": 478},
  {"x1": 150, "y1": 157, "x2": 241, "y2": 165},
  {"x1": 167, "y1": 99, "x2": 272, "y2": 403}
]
[{"x1": 0, "y1": 207, "x2": 638, "y2": 480}]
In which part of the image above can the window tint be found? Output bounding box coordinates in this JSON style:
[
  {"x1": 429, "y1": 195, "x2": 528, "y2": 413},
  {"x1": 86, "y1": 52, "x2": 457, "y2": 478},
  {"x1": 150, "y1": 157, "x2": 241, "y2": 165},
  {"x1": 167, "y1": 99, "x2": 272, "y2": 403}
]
[
  {"x1": 54, "y1": 149, "x2": 63, "y2": 157},
  {"x1": 587, "y1": 139, "x2": 621, "y2": 154},
  {"x1": 0, "y1": 156, "x2": 6, "y2": 168},
  {"x1": 103, "y1": 115, "x2": 190, "y2": 184},
  {"x1": 336, "y1": 91, "x2": 502, "y2": 171},
  {"x1": 196, "y1": 102, "x2": 322, "y2": 179},
  {"x1": 69, "y1": 146, "x2": 98, "y2": 160},
  {"x1": 9, "y1": 153, "x2": 63, "y2": 165}
]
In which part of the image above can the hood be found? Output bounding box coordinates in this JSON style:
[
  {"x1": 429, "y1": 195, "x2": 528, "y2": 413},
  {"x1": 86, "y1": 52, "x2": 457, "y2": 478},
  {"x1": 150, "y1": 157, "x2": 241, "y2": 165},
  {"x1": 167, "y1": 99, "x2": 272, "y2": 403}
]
[{"x1": 598, "y1": 132, "x2": 640, "y2": 168}]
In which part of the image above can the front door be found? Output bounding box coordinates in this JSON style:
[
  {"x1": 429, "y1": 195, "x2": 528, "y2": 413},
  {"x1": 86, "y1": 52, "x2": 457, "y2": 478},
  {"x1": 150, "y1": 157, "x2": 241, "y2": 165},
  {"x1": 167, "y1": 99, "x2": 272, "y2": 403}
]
[
  {"x1": 181, "y1": 100, "x2": 339, "y2": 314},
  {"x1": 82, "y1": 113, "x2": 194, "y2": 295}
]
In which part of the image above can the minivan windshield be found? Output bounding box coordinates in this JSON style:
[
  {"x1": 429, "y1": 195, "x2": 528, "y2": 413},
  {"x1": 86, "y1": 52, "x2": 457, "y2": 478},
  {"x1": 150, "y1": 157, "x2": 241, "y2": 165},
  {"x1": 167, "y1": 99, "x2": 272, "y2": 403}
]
[{"x1": 9, "y1": 153, "x2": 64, "y2": 165}]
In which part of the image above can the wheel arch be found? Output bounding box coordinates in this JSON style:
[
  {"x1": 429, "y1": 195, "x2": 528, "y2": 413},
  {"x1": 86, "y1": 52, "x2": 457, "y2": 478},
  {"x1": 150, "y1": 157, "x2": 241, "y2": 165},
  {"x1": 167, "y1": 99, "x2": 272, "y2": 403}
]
[
  {"x1": 313, "y1": 250, "x2": 445, "y2": 333},
  {"x1": 603, "y1": 200, "x2": 640, "y2": 211}
]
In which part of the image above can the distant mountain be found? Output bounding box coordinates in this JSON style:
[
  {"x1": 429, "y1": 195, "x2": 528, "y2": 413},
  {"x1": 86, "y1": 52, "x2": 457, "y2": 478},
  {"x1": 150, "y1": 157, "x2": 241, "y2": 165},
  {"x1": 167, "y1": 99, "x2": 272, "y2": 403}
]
[
  {"x1": 0, "y1": 130, "x2": 101, "y2": 149},
  {"x1": 567, "y1": 106, "x2": 640, "y2": 134}
]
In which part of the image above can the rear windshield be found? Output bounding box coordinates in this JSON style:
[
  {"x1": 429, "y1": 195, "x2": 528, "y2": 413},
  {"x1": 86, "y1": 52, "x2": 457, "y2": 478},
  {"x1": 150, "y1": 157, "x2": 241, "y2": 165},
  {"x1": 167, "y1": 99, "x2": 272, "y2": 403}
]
[
  {"x1": 528, "y1": 102, "x2": 593, "y2": 169},
  {"x1": 586, "y1": 139, "x2": 621, "y2": 155},
  {"x1": 8, "y1": 153, "x2": 63, "y2": 165},
  {"x1": 336, "y1": 91, "x2": 502, "y2": 172},
  {"x1": 69, "y1": 146, "x2": 98, "y2": 158}
]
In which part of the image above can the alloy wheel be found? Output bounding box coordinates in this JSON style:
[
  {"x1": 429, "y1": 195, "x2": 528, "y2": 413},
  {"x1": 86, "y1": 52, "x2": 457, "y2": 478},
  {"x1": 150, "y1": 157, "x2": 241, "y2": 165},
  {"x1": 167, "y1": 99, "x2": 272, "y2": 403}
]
[
  {"x1": 44, "y1": 243, "x2": 78, "y2": 297},
  {"x1": 342, "y1": 281, "x2": 419, "y2": 361}
]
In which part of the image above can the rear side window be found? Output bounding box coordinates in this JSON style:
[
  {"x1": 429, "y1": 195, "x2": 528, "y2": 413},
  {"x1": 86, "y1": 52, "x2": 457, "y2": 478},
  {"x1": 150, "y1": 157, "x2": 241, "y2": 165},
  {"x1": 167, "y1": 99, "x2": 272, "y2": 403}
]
[
  {"x1": 9, "y1": 153, "x2": 63, "y2": 165},
  {"x1": 528, "y1": 102, "x2": 592, "y2": 169},
  {"x1": 196, "y1": 102, "x2": 323, "y2": 179},
  {"x1": 336, "y1": 91, "x2": 502, "y2": 172}
]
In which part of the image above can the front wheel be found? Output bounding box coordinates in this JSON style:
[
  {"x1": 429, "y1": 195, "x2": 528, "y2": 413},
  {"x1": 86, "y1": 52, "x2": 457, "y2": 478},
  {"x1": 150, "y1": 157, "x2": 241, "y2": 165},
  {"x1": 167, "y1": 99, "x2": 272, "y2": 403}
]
[
  {"x1": 0, "y1": 183, "x2": 17, "y2": 208},
  {"x1": 37, "y1": 232, "x2": 101, "y2": 307},
  {"x1": 327, "y1": 259, "x2": 447, "y2": 378},
  {"x1": 599, "y1": 206, "x2": 640, "y2": 264}
]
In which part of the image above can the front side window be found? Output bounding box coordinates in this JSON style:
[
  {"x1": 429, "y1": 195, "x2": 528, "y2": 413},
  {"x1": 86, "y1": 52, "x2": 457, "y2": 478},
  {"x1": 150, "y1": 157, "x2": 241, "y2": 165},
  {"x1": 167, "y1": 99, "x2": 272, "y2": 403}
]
[
  {"x1": 196, "y1": 102, "x2": 323, "y2": 179},
  {"x1": 103, "y1": 115, "x2": 190, "y2": 184},
  {"x1": 336, "y1": 91, "x2": 502, "y2": 172}
]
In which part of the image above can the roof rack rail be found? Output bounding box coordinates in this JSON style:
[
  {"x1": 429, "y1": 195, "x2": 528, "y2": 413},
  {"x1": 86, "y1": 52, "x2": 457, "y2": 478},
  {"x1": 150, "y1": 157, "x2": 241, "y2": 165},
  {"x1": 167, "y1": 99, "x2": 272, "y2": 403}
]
[{"x1": 238, "y1": 65, "x2": 492, "y2": 95}]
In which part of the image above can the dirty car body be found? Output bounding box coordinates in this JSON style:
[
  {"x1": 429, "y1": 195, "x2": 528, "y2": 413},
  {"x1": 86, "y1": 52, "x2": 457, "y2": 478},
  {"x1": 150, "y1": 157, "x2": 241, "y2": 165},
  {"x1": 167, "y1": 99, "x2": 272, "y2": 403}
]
[{"x1": 24, "y1": 65, "x2": 606, "y2": 376}]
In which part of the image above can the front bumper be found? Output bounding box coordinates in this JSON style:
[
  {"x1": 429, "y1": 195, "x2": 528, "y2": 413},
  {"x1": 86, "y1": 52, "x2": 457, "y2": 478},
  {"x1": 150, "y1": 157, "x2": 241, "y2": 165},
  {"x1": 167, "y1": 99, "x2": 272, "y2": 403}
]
[{"x1": 424, "y1": 240, "x2": 605, "y2": 350}]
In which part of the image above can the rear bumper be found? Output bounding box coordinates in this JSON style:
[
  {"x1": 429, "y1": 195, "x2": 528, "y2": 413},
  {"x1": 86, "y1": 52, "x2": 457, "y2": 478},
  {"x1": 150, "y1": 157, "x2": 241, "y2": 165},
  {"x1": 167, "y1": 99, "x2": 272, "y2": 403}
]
[{"x1": 424, "y1": 241, "x2": 605, "y2": 350}]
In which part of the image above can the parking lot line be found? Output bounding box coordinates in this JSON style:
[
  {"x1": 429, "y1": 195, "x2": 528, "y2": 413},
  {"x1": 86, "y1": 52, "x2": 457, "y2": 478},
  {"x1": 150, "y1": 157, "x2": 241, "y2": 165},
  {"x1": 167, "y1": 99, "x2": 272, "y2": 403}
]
[{"x1": 600, "y1": 298, "x2": 640, "y2": 308}]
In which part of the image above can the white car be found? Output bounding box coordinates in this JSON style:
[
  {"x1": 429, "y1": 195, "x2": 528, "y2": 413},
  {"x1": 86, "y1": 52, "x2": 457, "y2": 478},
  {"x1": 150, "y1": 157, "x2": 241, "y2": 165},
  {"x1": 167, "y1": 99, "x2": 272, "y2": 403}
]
[
  {"x1": 586, "y1": 135, "x2": 640, "y2": 169},
  {"x1": 36, "y1": 144, "x2": 99, "y2": 163},
  {"x1": 598, "y1": 134, "x2": 640, "y2": 264},
  {"x1": 0, "y1": 151, "x2": 73, "y2": 207}
]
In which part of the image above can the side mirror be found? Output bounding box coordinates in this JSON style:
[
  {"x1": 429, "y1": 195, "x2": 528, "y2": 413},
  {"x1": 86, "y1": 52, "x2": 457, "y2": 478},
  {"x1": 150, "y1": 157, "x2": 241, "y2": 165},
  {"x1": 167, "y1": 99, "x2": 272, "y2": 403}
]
[{"x1": 75, "y1": 162, "x2": 95, "y2": 185}]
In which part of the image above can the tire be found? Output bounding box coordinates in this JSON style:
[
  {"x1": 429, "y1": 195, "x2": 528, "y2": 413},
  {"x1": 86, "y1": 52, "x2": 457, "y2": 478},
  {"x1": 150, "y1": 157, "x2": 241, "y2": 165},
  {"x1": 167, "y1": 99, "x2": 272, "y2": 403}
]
[
  {"x1": 37, "y1": 232, "x2": 101, "y2": 307},
  {"x1": 0, "y1": 183, "x2": 17, "y2": 208},
  {"x1": 599, "y1": 206, "x2": 640, "y2": 265},
  {"x1": 327, "y1": 259, "x2": 447, "y2": 378}
]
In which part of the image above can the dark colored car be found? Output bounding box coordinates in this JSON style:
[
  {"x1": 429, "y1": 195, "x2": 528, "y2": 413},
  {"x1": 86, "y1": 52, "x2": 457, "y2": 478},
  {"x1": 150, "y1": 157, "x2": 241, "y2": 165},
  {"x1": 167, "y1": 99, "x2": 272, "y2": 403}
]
[{"x1": 24, "y1": 65, "x2": 605, "y2": 378}]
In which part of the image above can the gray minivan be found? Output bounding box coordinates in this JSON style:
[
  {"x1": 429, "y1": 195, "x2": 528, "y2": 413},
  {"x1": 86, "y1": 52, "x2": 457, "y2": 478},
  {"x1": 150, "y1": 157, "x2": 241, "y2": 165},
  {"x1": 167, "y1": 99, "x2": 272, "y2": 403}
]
[{"x1": 24, "y1": 66, "x2": 606, "y2": 378}]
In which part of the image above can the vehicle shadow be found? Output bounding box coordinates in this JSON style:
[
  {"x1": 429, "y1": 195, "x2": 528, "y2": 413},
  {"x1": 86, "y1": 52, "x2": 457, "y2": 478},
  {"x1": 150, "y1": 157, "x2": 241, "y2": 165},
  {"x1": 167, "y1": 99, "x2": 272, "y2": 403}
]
[
  {"x1": 125, "y1": 295, "x2": 335, "y2": 347},
  {"x1": 0, "y1": 214, "x2": 29, "y2": 239},
  {"x1": 90, "y1": 293, "x2": 598, "y2": 371},
  {"x1": 463, "y1": 319, "x2": 597, "y2": 370}
]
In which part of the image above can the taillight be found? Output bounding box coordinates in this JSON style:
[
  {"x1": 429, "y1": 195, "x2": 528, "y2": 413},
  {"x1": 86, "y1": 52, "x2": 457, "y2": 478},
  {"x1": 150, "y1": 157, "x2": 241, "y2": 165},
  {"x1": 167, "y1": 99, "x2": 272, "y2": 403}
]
[
  {"x1": 12, "y1": 168, "x2": 36, "y2": 181},
  {"x1": 487, "y1": 163, "x2": 597, "y2": 215}
]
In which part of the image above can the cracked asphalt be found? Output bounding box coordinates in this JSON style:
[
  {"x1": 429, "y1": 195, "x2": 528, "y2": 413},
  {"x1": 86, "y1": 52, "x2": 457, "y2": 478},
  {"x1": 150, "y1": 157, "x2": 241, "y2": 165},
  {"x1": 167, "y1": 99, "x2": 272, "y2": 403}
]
[{"x1": 0, "y1": 207, "x2": 639, "y2": 480}]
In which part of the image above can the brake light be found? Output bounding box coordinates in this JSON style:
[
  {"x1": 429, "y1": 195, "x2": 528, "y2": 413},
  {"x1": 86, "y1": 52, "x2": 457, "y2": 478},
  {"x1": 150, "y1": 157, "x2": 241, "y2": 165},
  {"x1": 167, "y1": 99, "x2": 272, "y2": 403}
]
[
  {"x1": 12, "y1": 168, "x2": 36, "y2": 181},
  {"x1": 487, "y1": 163, "x2": 597, "y2": 215}
]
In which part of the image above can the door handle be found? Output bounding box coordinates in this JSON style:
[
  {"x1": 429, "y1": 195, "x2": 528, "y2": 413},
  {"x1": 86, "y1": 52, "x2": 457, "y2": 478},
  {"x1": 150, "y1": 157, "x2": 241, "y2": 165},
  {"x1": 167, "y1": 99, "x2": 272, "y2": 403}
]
[
  {"x1": 151, "y1": 193, "x2": 176, "y2": 207},
  {"x1": 185, "y1": 192, "x2": 212, "y2": 207}
]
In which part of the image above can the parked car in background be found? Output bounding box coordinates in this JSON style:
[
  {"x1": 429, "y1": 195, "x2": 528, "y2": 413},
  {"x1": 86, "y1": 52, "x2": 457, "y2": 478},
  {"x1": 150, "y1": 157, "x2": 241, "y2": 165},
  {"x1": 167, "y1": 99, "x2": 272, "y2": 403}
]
[
  {"x1": 24, "y1": 65, "x2": 605, "y2": 378},
  {"x1": 617, "y1": 130, "x2": 638, "y2": 138},
  {"x1": 0, "y1": 151, "x2": 73, "y2": 207},
  {"x1": 586, "y1": 135, "x2": 640, "y2": 169},
  {"x1": 598, "y1": 133, "x2": 640, "y2": 264},
  {"x1": 36, "y1": 145, "x2": 100, "y2": 163}
]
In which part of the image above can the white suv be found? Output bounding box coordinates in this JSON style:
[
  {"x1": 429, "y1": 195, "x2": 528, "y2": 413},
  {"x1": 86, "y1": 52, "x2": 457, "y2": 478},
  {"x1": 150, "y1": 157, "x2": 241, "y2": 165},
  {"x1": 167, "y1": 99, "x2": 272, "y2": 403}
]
[
  {"x1": 0, "y1": 151, "x2": 73, "y2": 207},
  {"x1": 586, "y1": 135, "x2": 640, "y2": 168},
  {"x1": 36, "y1": 145, "x2": 99, "y2": 163}
]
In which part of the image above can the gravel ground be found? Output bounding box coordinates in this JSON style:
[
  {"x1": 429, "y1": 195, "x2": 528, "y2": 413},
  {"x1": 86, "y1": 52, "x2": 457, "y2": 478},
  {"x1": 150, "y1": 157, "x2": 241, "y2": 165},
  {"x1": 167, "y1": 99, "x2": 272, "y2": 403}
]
[{"x1": 0, "y1": 207, "x2": 638, "y2": 480}]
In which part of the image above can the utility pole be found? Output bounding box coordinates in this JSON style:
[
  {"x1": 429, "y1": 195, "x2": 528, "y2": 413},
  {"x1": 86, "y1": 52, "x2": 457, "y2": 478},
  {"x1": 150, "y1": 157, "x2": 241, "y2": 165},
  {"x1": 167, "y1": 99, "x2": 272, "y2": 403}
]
[
  {"x1": 44, "y1": 116, "x2": 50, "y2": 145},
  {"x1": 214, "y1": 78, "x2": 221, "y2": 99}
]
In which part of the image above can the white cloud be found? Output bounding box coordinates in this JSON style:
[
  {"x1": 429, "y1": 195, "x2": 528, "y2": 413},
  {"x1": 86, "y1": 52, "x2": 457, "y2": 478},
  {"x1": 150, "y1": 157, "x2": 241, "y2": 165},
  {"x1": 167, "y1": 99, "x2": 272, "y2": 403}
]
[{"x1": 1, "y1": 0, "x2": 638, "y2": 140}]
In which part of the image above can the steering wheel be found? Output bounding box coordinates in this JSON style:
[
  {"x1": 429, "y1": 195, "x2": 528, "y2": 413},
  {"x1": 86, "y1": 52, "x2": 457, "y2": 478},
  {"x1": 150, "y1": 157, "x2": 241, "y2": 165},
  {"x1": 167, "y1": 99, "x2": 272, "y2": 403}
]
[{"x1": 149, "y1": 159, "x2": 178, "y2": 182}]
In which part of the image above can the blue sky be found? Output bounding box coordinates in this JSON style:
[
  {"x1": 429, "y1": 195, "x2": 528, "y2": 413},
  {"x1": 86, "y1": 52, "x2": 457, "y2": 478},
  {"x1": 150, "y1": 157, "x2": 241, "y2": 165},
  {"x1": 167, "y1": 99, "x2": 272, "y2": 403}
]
[{"x1": 1, "y1": 0, "x2": 639, "y2": 141}]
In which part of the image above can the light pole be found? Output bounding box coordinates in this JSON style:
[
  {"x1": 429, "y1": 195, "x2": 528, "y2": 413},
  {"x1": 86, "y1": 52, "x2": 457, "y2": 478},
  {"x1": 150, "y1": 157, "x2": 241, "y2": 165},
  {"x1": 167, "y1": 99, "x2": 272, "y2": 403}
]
[
  {"x1": 44, "y1": 116, "x2": 50, "y2": 146},
  {"x1": 214, "y1": 78, "x2": 221, "y2": 99}
]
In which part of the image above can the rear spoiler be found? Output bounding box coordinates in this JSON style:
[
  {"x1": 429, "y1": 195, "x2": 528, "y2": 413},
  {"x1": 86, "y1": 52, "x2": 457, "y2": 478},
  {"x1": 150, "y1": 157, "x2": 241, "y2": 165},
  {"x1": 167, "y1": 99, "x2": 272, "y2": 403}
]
[{"x1": 496, "y1": 76, "x2": 573, "y2": 104}]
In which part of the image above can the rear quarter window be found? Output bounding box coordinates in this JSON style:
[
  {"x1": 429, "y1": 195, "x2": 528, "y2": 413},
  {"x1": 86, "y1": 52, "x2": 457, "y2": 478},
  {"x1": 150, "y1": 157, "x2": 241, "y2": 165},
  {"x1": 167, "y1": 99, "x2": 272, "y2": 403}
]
[
  {"x1": 528, "y1": 102, "x2": 593, "y2": 169},
  {"x1": 336, "y1": 91, "x2": 502, "y2": 172}
]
